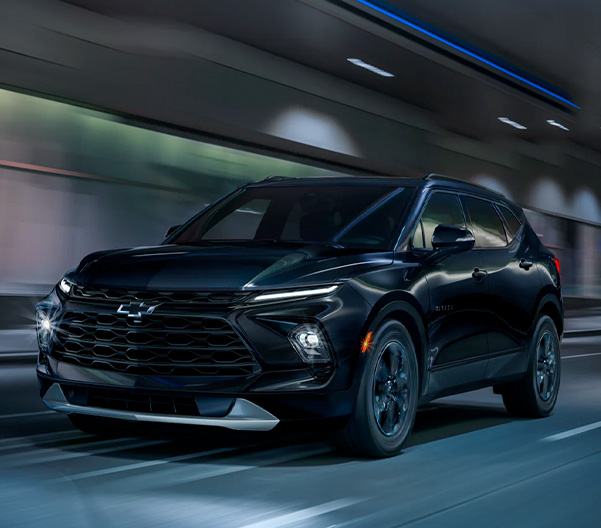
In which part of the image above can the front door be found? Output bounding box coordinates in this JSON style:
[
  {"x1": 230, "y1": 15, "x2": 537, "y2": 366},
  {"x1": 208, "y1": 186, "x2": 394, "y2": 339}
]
[{"x1": 411, "y1": 191, "x2": 489, "y2": 396}]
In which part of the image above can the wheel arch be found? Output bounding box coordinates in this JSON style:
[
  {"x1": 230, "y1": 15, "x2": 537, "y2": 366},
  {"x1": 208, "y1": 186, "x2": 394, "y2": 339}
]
[
  {"x1": 361, "y1": 295, "x2": 428, "y2": 396},
  {"x1": 533, "y1": 292, "x2": 564, "y2": 337}
]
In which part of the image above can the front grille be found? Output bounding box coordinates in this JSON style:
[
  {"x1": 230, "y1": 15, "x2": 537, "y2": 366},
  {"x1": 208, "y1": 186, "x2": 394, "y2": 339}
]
[
  {"x1": 62, "y1": 385, "x2": 202, "y2": 416},
  {"x1": 70, "y1": 285, "x2": 251, "y2": 305},
  {"x1": 51, "y1": 311, "x2": 260, "y2": 377}
]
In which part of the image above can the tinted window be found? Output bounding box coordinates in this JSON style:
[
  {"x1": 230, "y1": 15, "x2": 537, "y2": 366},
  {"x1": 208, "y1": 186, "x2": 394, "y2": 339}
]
[
  {"x1": 412, "y1": 219, "x2": 425, "y2": 248},
  {"x1": 172, "y1": 185, "x2": 412, "y2": 250},
  {"x1": 336, "y1": 189, "x2": 411, "y2": 248},
  {"x1": 416, "y1": 192, "x2": 465, "y2": 249},
  {"x1": 498, "y1": 204, "x2": 522, "y2": 241},
  {"x1": 461, "y1": 196, "x2": 507, "y2": 248},
  {"x1": 202, "y1": 199, "x2": 269, "y2": 240}
]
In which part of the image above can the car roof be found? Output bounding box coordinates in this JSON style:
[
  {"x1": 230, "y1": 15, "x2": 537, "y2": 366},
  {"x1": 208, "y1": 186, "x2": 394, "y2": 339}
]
[
  {"x1": 246, "y1": 174, "x2": 512, "y2": 204},
  {"x1": 245, "y1": 175, "x2": 422, "y2": 188}
]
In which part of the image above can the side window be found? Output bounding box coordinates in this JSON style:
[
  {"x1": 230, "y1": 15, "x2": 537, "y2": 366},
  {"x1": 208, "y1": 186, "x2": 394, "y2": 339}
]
[
  {"x1": 416, "y1": 192, "x2": 465, "y2": 249},
  {"x1": 461, "y1": 196, "x2": 507, "y2": 248},
  {"x1": 497, "y1": 204, "x2": 522, "y2": 241},
  {"x1": 412, "y1": 219, "x2": 425, "y2": 248}
]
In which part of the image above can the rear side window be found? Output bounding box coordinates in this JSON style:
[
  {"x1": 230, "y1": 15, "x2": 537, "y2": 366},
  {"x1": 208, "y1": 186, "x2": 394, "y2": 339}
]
[
  {"x1": 414, "y1": 192, "x2": 465, "y2": 249},
  {"x1": 461, "y1": 196, "x2": 507, "y2": 248},
  {"x1": 497, "y1": 204, "x2": 522, "y2": 241}
]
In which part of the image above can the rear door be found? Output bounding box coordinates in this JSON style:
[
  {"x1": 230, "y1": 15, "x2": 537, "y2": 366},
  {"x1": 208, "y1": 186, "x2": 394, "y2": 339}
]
[{"x1": 460, "y1": 196, "x2": 542, "y2": 377}]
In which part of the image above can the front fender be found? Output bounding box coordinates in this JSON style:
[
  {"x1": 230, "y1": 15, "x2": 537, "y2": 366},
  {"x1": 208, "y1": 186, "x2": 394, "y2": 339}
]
[{"x1": 353, "y1": 298, "x2": 429, "y2": 400}]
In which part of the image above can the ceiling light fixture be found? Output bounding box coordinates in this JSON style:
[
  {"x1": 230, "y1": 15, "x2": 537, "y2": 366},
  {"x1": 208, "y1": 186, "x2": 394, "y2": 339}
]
[
  {"x1": 547, "y1": 119, "x2": 569, "y2": 131},
  {"x1": 351, "y1": 0, "x2": 579, "y2": 109},
  {"x1": 347, "y1": 58, "x2": 394, "y2": 77},
  {"x1": 498, "y1": 117, "x2": 527, "y2": 130}
]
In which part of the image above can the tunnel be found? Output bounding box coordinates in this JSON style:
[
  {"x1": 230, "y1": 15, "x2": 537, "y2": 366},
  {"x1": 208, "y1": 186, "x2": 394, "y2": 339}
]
[{"x1": 1, "y1": 1, "x2": 601, "y2": 527}]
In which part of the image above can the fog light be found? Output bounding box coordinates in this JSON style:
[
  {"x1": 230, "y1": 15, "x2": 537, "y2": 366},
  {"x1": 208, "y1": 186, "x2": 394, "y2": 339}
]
[
  {"x1": 289, "y1": 324, "x2": 332, "y2": 364},
  {"x1": 298, "y1": 331, "x2": 320, "y2": 348}
]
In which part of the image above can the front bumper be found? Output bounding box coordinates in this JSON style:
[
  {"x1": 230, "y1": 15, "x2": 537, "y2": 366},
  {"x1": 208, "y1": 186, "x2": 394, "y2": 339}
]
[
  {"x1": 37, "y1": 365, "x2": 357, "y2": 425},
  {"x1": 36, "y1": 284, "x2": 372, "y2": 428},
  {"x1": 42, "y1": 382, "x2": 279, "y2": 431}
]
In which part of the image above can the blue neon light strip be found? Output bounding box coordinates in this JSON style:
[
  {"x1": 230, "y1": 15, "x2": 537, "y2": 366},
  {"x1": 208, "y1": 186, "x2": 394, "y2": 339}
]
[{"x1": 351, "y1": 0, "x2": 580, "y2": 109}]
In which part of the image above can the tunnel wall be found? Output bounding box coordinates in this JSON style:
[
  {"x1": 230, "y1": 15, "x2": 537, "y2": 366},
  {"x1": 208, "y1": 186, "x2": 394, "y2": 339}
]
[{"x1": 0, "y1": 82, "x2": 600, "y2": 302}]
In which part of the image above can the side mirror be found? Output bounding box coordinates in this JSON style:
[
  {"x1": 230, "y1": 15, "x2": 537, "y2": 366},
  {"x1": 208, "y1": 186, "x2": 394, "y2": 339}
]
[
  {"x1": 431, "y1": 224, "x2": 474, "y2": 252},
  {"x1": 165, "y1": 224, "x2": 182, "y2": 239}
]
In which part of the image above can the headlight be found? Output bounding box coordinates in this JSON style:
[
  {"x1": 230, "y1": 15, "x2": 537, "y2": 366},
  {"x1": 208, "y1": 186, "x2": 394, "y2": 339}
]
[
  {"x1": 288, "y1": 323, "x2": 332, "y2": 364},
  {"x1": 249, "y1": 284, "x2": 340, "y2": 303},
  {"x1": 58, "y1": 277, "x2": 74, "y2": 296},
  {"x1": 36, "y1": 293, "x2": 60, "y2": 351},
  {"x1": 36, "y1": 310, "x2": 53, "y2": 350}
]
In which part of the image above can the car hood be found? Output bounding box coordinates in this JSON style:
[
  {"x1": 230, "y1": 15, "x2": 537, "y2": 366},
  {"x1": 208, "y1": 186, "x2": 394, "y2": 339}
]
[{"x1": 72, "y1": 244, "x2": 393, "y2": 291}]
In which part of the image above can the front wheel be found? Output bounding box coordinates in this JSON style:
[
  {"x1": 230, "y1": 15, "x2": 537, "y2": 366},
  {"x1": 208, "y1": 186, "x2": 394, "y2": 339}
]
[
  {"x1": 338, "y1": 320, "x2": 419, "y2": 457},
  {"x1": 501, "y1": 315, "x2": 561, "y2": 417}
]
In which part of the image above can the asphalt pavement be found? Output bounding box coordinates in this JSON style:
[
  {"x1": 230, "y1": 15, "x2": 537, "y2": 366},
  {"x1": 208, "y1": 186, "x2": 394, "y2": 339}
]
[{"x1": 1, "y1": 335, "x2": 600, "y2": 527}]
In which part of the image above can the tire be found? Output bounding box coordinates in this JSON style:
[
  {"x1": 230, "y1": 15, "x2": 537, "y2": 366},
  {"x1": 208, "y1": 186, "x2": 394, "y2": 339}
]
[
  {"x1": 338, "y1": 320, "x2": 419, "y2": 458},
  {"x1": 501, "y1": 315, "x2": 561, "y2": 417},
  {"x1": 68, "y1": 414, "x2": 132, "y2": 437}
]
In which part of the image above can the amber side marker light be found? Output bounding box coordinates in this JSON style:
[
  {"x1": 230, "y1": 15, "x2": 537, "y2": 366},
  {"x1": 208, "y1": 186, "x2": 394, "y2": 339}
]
[
  {"x1": 553, "y1": 257, "x2": 561, "y2": 276},
  {"x1": 361, "y1": 331, "x2": 373, "y2": 354}
]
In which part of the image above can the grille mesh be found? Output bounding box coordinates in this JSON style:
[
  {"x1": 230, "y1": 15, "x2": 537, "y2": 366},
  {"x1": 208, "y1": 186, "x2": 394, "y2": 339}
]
[
  {"x1": 51, "y1": 311, "x2": 259, "y2": 377},
  {"x1": 70, "y1": 285, "x2": 251, "y2": 305}
]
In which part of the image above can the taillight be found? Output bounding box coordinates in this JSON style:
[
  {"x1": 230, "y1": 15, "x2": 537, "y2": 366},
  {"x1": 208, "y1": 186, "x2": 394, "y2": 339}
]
[{"x1": 552, "y1": 257, "x2": 560, "y2": 276}]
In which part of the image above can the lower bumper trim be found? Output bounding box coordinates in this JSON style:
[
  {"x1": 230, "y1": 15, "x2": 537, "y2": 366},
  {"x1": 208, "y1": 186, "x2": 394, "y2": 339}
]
[{"x1": 42, "y1": 383, "x2": 279, "y2": 432}]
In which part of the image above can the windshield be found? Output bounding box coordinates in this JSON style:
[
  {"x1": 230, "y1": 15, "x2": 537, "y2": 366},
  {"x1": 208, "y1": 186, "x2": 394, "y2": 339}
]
[{"x1": 171, "y1": 184, "x2": 413, "y2": 250}]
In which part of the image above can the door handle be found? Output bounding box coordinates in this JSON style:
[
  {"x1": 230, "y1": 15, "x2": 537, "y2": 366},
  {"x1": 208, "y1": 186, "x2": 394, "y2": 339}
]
[
  {"x1": 472, "y1": 268, "x2": 487, "y2": 280},
  {"x1": 519, "y1": 259, "x2": 533, "y2": 270}
]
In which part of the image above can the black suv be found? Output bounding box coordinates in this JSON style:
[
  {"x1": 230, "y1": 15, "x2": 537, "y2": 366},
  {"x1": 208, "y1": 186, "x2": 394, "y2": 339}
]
[{"x1": 36, "y1": 174, "x2": 562, "y2": 457}]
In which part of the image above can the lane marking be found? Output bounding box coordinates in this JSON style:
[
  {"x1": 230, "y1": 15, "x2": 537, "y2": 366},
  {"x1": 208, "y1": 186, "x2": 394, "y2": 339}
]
[
  {"x1": 0, "y1": 429, "x2": 88, "y2": 445},
  {"x1": 1, "y1": 436, "x2": 135, "y2": 460},
  {"x1": 543, "y1": 420, "x2": 601, "y2": 442},
  {"x1": 563, "y1": 352, "x2": 601, "y2": 359},
  {"x1": 4, "y1": 438, "x2": 170, "y2": 466},
  {"x1": 60, "y1": 445, "x2": 241, "y2": 481},
  {"x1": 0, "y1": 432, "x2": 113, "y2": 453},
  {"x1": 60, "y1": 444, "x2": 331, "y2": 483},
  {"x1": 0, "y1": 410, "x2": 54, "y2": 419},
  {"x1": 240, "y1": 499, "x2": 362, "y2": 528},
  {"x1": 158, "y1": 445, "x2": 333, "y2": 487}
]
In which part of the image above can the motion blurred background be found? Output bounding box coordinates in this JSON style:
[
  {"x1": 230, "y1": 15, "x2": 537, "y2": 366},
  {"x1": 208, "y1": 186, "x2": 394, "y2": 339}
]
[
  {"x1": 4, "y1": 3, "x2": 601, "y2": 527},
  {"x1": 2, "y1": 0, "x2": 601, "y2": 349}
]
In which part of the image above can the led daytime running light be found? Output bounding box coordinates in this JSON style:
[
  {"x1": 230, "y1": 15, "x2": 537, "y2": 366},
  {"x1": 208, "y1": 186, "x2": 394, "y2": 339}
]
[{"x1": 251, "y1": 285, "x2": 340, "y2": 303}]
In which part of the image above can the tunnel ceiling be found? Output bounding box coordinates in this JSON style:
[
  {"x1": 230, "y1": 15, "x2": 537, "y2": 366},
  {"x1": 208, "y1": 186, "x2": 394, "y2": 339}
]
[{"x1": 2, "y1": 0, "x2": 599, "y2": 152}]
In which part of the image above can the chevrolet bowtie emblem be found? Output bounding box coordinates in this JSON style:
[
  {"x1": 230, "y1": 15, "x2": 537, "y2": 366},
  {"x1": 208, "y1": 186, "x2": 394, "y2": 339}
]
[{"x1": 116, "y1": 302, "x2": 159, "y2": 322}]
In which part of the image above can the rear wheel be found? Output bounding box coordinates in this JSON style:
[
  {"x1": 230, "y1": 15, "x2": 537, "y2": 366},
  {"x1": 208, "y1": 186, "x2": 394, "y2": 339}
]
[
  {"x1": 338, "y1": 320, "x2": 419, "y2": 457},
  {"x1": 501, "y1": 315, "x2": 561, "y2": 417}
]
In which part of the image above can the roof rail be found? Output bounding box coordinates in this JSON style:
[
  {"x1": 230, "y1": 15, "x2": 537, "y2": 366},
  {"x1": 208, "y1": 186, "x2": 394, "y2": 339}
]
[{"x1": 424, "y1": 173, "x2": 505, "y2": 197}]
